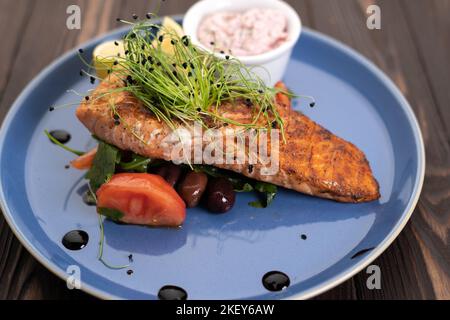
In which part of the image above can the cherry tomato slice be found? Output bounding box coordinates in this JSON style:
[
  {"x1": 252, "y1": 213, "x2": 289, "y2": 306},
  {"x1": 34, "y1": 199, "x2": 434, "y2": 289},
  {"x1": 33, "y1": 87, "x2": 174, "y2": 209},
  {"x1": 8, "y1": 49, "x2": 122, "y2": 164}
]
[{"x1": 96, "y1": 173, "x2": 186, "y2": 227}]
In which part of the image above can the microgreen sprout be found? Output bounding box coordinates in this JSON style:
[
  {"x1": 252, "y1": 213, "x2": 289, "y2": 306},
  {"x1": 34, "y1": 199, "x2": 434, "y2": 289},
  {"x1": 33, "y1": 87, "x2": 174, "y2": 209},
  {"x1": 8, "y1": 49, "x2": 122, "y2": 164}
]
[{"x1": 79, "y1": 18, "x2": 292, "y2": 137}]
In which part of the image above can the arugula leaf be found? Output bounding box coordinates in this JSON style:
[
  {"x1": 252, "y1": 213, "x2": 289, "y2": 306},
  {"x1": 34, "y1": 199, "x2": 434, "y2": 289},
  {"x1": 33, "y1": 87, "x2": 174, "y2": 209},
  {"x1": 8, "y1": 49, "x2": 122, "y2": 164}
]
[
  {"x1": 249, "y1": 182, "x2": 278, "y2": 208},
  {"x1": 97, "y1": 207, "x2": 124, "y2": 221},
  {"x1": 248, "y1": 200, "x2": 265, "y2": 208},
  {"x1": 86, "y1": 141, "x2": 119, "y2": 192},
  {"x1": 234, "y1": 183, "x2": 254, "y2": 193},
  {"x1": 119, "y1": 154, "x2": 152, "y2": 172}
]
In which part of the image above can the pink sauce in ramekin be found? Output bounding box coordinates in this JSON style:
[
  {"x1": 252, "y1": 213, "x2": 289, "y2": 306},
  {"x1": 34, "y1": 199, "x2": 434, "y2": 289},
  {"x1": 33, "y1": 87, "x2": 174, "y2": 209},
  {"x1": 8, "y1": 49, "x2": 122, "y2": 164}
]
[{"x1": 197, "y1": 9, "x2": 288, "y2": 56}]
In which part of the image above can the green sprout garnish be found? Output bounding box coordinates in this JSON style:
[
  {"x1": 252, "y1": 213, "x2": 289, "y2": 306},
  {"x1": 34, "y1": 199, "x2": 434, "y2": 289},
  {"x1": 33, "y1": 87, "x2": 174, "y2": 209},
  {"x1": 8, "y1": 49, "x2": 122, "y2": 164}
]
[
  {"x1": 87, "y1": 183, "x2": 129, "y2": 270},
  {"x1": 80, "y1": 18, "x2": 290, "y2": 137},
  {"x1": 44, "y1": 130, "x2": 84, "y2": 156}
]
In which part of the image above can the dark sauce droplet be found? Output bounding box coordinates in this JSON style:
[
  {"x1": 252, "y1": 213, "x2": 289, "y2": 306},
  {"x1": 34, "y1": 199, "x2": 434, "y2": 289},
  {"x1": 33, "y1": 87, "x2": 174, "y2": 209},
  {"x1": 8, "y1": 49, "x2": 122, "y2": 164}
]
[
  {"x1": 62, "y1": 230, "x2": 89, "y2": 250},
  {"x1": 49, "y1": 130, "x2": 71, "y2": 144},
  {"x1": 158, "y1": 285, "x2": 188, "y2": 300},
  {"x1": 301, "y1": 234, "x2": 307, "y2": 240},
  {"x1": 127, "y1": 269, "x2": 134, "y2": 275},
  {"x1": 262, "y1": 271, "x2": 290, "y2": 292}
]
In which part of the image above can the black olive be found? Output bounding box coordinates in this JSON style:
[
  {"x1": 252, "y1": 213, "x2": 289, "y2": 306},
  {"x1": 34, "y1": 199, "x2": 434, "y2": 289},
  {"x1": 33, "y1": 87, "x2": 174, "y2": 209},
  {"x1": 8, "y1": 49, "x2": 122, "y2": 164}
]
[
  {"x1": 205, "y1": 178, "x2": 235, "y2": 213},
  {"x1": 177, "y1": 172, "x2": 208, "y2": 208},
  {"x1": 153, "y1": 163, "x2": 182, "y2": 187}
]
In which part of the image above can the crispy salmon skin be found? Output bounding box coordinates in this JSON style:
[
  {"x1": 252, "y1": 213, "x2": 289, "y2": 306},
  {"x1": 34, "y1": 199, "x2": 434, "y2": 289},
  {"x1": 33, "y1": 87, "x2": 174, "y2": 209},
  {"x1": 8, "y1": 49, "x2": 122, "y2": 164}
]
[{"x1": 76, "y1": 75, "x2": 380, "y2": 203}]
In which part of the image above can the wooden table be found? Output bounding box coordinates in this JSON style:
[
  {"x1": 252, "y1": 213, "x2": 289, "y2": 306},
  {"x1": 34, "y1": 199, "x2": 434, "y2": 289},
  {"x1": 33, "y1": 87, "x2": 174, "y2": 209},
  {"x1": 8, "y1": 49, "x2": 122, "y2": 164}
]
[{"x1": 0, "y1": 0, "x2": 448, "y2": 300}]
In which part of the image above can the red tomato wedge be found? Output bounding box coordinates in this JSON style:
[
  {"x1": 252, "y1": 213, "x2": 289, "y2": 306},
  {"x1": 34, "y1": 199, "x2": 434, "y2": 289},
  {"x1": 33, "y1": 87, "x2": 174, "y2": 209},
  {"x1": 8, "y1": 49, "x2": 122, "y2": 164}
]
[
  {"x1": 71, "y1": 147, "x2": 98, "y2": 170},
  {"x1": 96, "y1": 173, "x2": 186, "y2": 227}
]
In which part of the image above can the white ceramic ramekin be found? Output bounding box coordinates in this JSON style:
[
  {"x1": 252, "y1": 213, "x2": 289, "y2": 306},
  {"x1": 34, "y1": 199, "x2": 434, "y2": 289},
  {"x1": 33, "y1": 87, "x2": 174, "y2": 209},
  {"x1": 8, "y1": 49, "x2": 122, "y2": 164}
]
[{"x1": 183, "y1": 0, "x2": 302, "y2": 86}]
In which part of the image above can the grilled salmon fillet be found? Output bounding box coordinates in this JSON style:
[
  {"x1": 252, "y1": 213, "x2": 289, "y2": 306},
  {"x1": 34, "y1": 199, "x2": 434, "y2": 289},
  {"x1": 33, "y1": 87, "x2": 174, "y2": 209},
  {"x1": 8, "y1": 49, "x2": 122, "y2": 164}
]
[{"x1": 76, "y1": 74, "x2": 380, "y2": 203}]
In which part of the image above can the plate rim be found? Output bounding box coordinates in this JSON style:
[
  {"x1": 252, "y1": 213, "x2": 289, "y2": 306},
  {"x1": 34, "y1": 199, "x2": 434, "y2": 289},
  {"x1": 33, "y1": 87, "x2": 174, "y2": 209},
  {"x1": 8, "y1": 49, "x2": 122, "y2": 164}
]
[{"x1": 0, "y1": 16, "x2": 425, "y2": 300}]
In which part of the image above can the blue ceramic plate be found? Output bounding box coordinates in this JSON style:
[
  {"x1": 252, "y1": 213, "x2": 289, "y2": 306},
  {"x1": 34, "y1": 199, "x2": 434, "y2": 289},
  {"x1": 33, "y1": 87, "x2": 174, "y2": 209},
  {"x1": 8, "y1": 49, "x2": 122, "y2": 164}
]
[{"x1": 0, "y1": 18, "x2": 424, "y2": 300}]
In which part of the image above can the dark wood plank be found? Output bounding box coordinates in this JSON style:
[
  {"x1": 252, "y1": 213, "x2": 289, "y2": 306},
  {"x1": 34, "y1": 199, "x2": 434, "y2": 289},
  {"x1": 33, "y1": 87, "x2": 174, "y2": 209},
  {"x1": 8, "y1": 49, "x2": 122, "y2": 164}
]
[
  {"x1": 308, "y1": 0, "x2": 450, "y2": 299},
  {"x1": 377, "y1": 0, "x2": 450, "y2": 300},
  {"x1": 0, "y1": 0, "x2": 34, "y2": 107},
  {"x1": 402, "y1": 0, "x2": 450, "y2": 136},
  {"x1": 399, "y1": 5, "x2": 450, "y2": 299},
  {"x1": 0, "y1": 0, "x2": 95, "y2": 300},
  {"x1": 0, "y1": 0, "x2": 448, "y2": 300}
]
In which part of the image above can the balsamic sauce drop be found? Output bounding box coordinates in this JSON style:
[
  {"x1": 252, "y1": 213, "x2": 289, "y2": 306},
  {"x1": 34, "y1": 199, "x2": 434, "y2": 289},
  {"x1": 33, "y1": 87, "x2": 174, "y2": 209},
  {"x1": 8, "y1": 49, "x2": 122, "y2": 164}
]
[
  {"x1": 262, "y1": 271, "x2": 290, "y2": 292},
  {"x1": 301, "y1": 234, "x2": 307, "y2": 240},
  {"x1": 158, "y1": 285, "x2": 188, "y2": 300},
  {"x1": 62, "y1": 230, "x2": 89, "y2": 250},
  {"x1": 49, "y1": 130, "x2": 71, "y2": 144}
]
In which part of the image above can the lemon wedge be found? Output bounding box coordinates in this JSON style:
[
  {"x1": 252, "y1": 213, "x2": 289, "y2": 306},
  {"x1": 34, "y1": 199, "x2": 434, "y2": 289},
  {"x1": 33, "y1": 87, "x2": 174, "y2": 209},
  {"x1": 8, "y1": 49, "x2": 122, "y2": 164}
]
[
  {"x1": 161, "y1": 16, "x2": 184, "y2": 37},
  {"x1": 152, "y1": 16, "x2": 184, "y2": 55},
  {"x1": 92, "y1": 40, "x2": 125, "y2": 79}
]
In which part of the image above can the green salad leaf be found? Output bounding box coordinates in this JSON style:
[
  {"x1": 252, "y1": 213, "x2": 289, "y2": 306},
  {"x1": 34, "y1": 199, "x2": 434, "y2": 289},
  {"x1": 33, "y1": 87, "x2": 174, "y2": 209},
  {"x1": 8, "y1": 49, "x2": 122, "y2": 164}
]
[
  {"x1": 234, "y1": 183, "x2": 254, "y2": 193},
  {"x1": 97, "y1": 207, "x2": 124, "y2": 221},
  {"x1": 86, "y1": 141, "x2": 120, "y2": 192},
  {"x1": 119, "y1": 153, "x2": 152, "y2": 172},
  {"x1": 249, "y1": 182, "x2": 278, "y2": 208}
]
